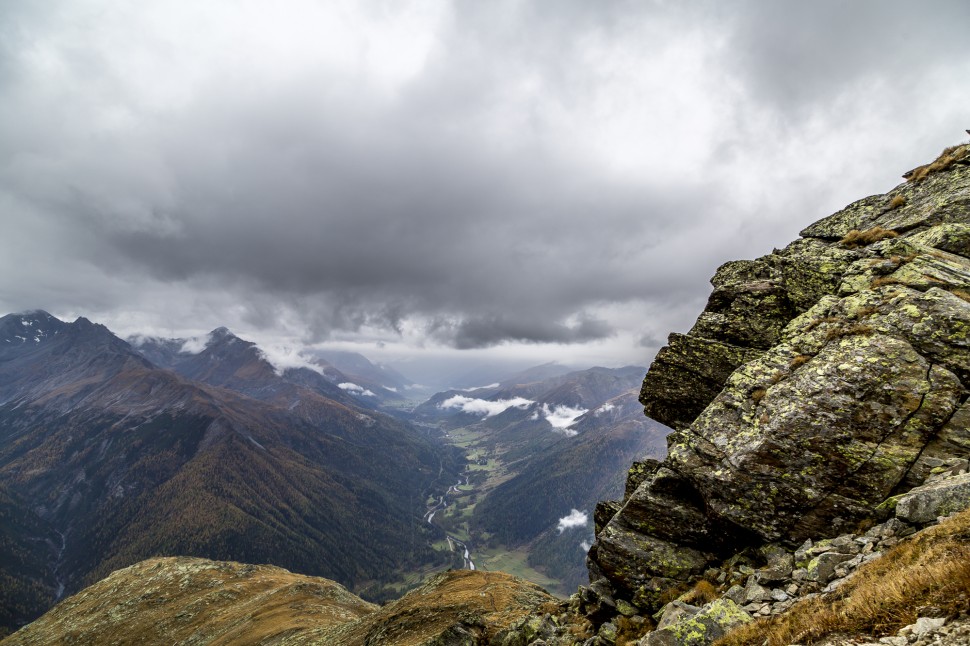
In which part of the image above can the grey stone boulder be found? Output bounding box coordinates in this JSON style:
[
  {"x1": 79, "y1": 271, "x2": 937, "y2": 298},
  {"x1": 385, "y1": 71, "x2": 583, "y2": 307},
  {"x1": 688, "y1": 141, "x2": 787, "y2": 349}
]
[
  {"x1": 642, "y1": 599, "x2": 752, "y2": 646},
  {"x1": 895, "y1": 473, "x2": 970, "y2": 524}
]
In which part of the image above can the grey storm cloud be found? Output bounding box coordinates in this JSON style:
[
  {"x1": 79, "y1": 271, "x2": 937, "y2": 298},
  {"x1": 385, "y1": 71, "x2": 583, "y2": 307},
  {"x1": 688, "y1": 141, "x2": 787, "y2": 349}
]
[{"x1": 1, "y1": 0, "x2": 969, "y2": 362}]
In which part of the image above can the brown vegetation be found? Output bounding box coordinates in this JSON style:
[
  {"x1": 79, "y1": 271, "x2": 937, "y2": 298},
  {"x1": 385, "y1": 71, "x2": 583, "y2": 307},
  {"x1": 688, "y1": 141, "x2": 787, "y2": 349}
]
[
  {"x1": 826, "y1": 324, "x2": 875, "y2": 342},
  {"x1": 840, "y1": 227, "x2": 899, "y2": 249},
  {"x1": 715, "y1": 508, "x2": 970, "y2": 646},
  {"x1": 887, "y1": 195, "x2": 906, "y2": 209},
  {"x1": 751, "y1": 388, "x2": 767, "y2": 404},
  {"x1": 788, "y1": 354, "x2": 811, "y2": 370},
  {"x1": 906, "y1": 142, "x2": 970, "y2": 182},
  {"x1": 871, "y1": 275, "x2": 901, "y2": 288},
  {"x1": 804, "y1": 316, "x2": 843, "y2": 333},
  {"x1": 682, "y1": 579, "x2": 719, "y2": 606}
]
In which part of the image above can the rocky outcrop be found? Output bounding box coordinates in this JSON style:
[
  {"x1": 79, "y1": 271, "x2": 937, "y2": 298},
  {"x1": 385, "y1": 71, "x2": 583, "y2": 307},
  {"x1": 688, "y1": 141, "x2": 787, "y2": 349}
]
[{"x1": 591, "y1": 141, "x2": 970, "y2": 619}]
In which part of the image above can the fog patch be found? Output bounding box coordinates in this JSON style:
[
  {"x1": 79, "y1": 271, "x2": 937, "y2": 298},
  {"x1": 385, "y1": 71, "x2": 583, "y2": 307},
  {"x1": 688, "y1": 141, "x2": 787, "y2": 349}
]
[
  {"x1": 542, "y1": 403, "x2": 588, "y2": 434},
  {"x1": 339, "y1": 382, "x2": 377, "y2": 397},
  {"x1": 557, "y1": 509, "x2": 588, "y2": 533},
  {"x1": 439, "y1": 395, "x2": 534, "y2": 418}
]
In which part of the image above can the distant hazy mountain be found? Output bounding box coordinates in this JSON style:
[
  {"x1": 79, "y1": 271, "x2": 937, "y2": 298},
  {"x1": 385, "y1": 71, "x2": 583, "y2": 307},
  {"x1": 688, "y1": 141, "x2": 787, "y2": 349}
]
[
  {"x1": 0, "y1": 312, "x2": 460, "y2": 634},
  {"x1": 133, "y1": 329, "x2": 357, "y2": 406},
  {"x1": 313, "y1": 350, "x2": 413, "y2": 394},
  {"x1": 132, "y1": 331, "x2": 403, "y2": 407}
]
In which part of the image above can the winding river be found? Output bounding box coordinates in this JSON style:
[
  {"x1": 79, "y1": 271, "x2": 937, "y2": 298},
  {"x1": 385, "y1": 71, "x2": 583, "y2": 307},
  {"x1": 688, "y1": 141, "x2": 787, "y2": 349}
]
[{"x1": 425, "y1": 475, "x2": 476, "y2": 570}]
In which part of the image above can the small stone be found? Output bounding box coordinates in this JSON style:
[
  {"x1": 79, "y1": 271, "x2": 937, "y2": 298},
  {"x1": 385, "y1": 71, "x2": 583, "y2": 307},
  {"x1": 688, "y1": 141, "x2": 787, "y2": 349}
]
[
  {"x1": 792, "y1": 568, "x2": 809, "y2": 581},
  {"x1": 597, "y1": 621, "x2": 618, "y2": 644},
  {"x1": 829, "y1": 535, "x2": 858, "y2": 553},
  {"x1": 615, "y1": 599, "x2": 638, "y2": 617},
  {"x1": 911, "y1": 616, "x2": 946, "y2": 636},
  {"x1": 769, "y1": 588, "x2": 789, "y2": 602},
  {"x1": 771, "y1": 600, "x2": 794, "y2": 614},
  {"x1": 723, "y1": 585, "x2": 745, "y2": 605},
  {"x1": 882, "y1": 518, "x2": 907, "y2": 537},
  {"x1": 655, "y1": 600, "x2": 700, "y2": 630},
  {"x1": 741, "y1": 579, "x2": 772, "y2": 604},
  {"x1": 806, "y1": 552, "x2": 854, "y2": 584},
  {"x1": 878, "y1": 636, "x2": 908, "y2": 645},
  {"x1": 822, "y1": 577, "x2": 847, "y2": 593},
  {"x1": 794, "y1": 538, "x2": 813, "y2": 562},
  {"x1": 785, "y1": 583, "x2": 799, "y2": 595}
]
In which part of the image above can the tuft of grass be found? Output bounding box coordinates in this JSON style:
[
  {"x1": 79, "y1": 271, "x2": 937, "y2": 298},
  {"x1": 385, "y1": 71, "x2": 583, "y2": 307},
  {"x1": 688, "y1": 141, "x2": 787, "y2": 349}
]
[
  {"x1": 852, "y1": 306, "x2": 879, "y2": 319},
  {"x1": 750, "y1": 388, "x2": 767, "y2": 404},
  {"x1": 825, "y1": 324, "x2": 875, "y2": 342},
  {"x1": 715, "y1": 507, "x2": 970, "y2": 646},
  {"x1": 887, "y1": 195, "x2": 907, "y2": 209},
  {"x1": 805, "y1": 316, "x2": 843, "y2": 332},
  {"x1": 906, "y1": 143, "x2": 970, "y2": 182},
  {"x1": 840, "y1": 227, "x2": 900, "y2": 249},
  {"x1": 788, "y1": 354, "x2": 811, "y2": 370},
  {"x1": 682, "y1": 580, "x2": 719, "y2": 606},
  {"x1": 871, "y1": 276, "x2": 901, "y2": 289}
]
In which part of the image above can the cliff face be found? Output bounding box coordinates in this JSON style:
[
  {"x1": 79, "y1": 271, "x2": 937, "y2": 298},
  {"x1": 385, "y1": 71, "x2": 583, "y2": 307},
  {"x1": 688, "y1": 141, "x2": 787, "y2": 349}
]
[{"x1": 588, "y1": 142, "x2": 970, "y2": 614}]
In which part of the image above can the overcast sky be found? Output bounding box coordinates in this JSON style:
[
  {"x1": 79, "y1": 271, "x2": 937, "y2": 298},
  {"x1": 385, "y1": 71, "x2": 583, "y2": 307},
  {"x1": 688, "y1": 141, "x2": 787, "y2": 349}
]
[{"x1": 1, "y1": 0, "x2": 968, "y2": 373}]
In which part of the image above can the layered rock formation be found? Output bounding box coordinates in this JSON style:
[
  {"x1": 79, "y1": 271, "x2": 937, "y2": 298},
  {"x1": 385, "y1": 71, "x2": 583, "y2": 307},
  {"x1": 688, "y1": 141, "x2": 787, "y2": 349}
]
[{"x1": 588, "y1": 141, "x2": 970, "y2": 616}]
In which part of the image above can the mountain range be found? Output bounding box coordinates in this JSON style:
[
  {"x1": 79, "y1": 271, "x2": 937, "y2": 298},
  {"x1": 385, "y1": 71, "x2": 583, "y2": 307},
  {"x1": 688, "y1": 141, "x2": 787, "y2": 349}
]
[{"x1": 0, "y1": 312, "x2": 462, "y2": 634}]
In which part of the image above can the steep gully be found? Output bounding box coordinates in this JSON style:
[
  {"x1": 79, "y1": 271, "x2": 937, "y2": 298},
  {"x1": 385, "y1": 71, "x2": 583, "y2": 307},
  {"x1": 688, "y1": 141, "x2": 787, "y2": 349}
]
[{"x1": 424, "y1": 474, "x2": 476, "y2": 570}]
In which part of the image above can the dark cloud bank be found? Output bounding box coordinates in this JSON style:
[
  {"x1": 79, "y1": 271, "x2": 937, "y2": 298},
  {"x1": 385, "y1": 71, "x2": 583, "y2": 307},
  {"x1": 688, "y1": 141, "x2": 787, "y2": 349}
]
[{"x1": 1, "y1": 0, "x2": 968, "y2": 366}]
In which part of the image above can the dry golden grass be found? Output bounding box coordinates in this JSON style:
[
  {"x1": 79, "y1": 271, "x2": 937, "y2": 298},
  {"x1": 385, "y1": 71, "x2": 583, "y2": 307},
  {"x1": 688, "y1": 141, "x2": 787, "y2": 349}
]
[
  {"x1": 751, "y1": 388, "x2": 768, "y2": 404},
  {"x1": 840, "y1": 227, "x2": 900, "y2": 248},
  {"x1": 907, "y1": 143, "x2": 970, "y2": 182},
  {"x1": 789, "y1": 354, "x2": 811, "y2": 370},
  {"x1": 682, "y1": 580, "x2": 719, "y2": 606},
  {"x1": 851, "y1": 306, "x2": 879, "y2": 319},
  {"x1": 871, "y1": 275, "x2": 901, "y2": 288},
  {"x1": 887, "y1": 195, "x2": 907, "y2": 209},
  {"x1": 715, "y1": 508, "x2": 970, "y2": 646},
  {"x1": 805, "y1": 316, "x2": 845, "y2": 333},
  {"x1": 825, "y1": 324, "x2": 875, "y2": 342}
]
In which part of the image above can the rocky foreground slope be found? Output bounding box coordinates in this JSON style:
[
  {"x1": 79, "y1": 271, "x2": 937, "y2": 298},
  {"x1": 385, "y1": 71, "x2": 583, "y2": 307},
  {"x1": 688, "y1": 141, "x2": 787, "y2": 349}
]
[{"x1": 5, "y1": 141, "x2": 970, "y2": 645}]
